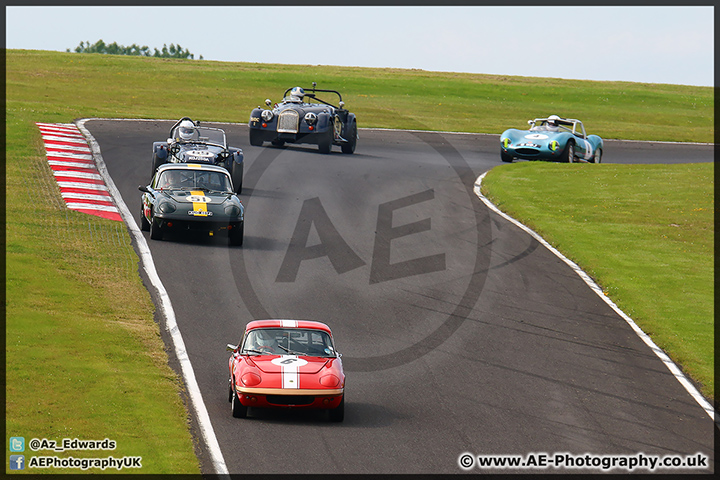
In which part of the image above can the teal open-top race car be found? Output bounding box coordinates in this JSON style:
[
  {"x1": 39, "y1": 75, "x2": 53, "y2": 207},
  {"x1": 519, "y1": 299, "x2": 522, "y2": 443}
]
[{"x1": 500, "y1": 115, "x2": 603, "y2": 163}]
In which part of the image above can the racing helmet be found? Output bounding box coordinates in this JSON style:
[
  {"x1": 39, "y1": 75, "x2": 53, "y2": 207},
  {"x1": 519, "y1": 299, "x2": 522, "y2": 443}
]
[
  {"x1": 547, "y1": 114, "x2": 561, "y2": 126},
  {"x1": 255, "y1": 330, "x2": 276, "y2": 347},
  {"x1": 289, "y1": 86, "x2": 305, "y2": 102},
  {"x1": 160, "y1": 170, "x2": 180, "y2": 188},
  {"x1": 178, "y1": 119, "x2": 195, "y2": 140}
]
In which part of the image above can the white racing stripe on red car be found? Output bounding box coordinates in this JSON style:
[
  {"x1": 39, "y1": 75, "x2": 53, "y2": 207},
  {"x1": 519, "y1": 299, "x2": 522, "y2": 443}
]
[
  {"x1": 283, "y1": 356, "x2": 299, "y2": 389},
  {"x1": 36, "y1": 123, "x2": 122, "y2": 222},
  {"x1": 281, "y1": 320, "x2": 299, "y2": 328},
  {"x1": 271, "y1": 355, "x2": 308, "y2": 389}
]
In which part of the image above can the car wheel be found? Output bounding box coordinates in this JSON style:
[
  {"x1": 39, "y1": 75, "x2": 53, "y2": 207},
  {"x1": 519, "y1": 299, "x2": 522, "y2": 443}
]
[
  {"x1": 329, "y1": 395, "x2": 344, "y2": 422},
  {"x1": 593, "y1": 148, "x2": 602, "y2": 163},
  {"x1": 564, "y1": 141, "x2": 575, "y2": 163},
  {"x1": 149, "y1": 213, "x2": 163, "y2": 240},
  {"x1": 249, "y1": 129, "x2": 263, "y2": 147},
  {"x1": 341, "y1": 121, "x2": 357, "y2": 154},
  {"x1": 231, "y1": 386, "x2": 248, "y2": 418},
  {"x1": 151, "y1": 153, "x2": 165, "y2": 178},
  {"x1": 500, "y1": 150, "x2": 513, "y2": 163},
  {"x1": 231, "y1": 162, "x2": 243, "y2": 194},
  {"x1": 229, "y1": 222, "x2": 244, "y2": 247},
  {"x1": 318, "y1": 125, "x2": 333, "y2": 154},
  {"x1": 140, "y1": 205, "x2": 150, "y2": 232}
]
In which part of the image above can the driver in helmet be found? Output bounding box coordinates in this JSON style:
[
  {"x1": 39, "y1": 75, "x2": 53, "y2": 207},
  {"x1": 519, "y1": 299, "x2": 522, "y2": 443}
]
[
  {"x1": 287, "y1": 86, "x2": 304, "y2": 103},
  {"x1": 545, "y1": 115, "x2": 561, "y2": 131},
  {"x1": 158, "y1": 170, "x2": 181, "y2": 189},
  {"x1": 175, "y1": 118, "x2": 196, "y2": 142},
  {"x1": 253, "y1": 329, "x2": 278, "y2": 353}
]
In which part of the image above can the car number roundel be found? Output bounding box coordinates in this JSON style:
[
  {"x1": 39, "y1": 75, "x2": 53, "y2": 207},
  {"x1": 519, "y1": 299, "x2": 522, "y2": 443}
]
[
  {"x1": 271, "y1": 356, "x2": 308, "y2": 367},
  {"x1": 186, "y1": 150, "x2": 213, "y2": 159},
  {"x1": 186, "y1": 195, "x2": 211, "y2": 203},
  {"x1": 525, "y1": 133, "x2": 548, "y2": 140}
]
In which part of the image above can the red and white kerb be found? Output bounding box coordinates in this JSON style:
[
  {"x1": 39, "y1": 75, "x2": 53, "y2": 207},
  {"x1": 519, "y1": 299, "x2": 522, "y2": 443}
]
[{"x1": 36, "y1": 122, "x2": 122, "y2": 222}]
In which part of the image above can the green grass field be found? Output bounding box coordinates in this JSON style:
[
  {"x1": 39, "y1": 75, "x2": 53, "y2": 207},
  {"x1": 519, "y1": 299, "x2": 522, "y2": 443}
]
[{"x1": 5, "y1": 50, "x2": 714, "y2": 473}]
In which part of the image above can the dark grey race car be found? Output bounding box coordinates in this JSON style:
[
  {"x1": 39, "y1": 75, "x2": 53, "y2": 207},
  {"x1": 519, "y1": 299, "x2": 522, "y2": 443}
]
[
  {"x1": 248, "y1": 84, "x2": 357, "y2": 154},
  {"x1": 151, "y1": 117, "x2": 244, "y2": 193},
  {"x1": 139, "y1": 163, "x2": 245, "y2": 246}
]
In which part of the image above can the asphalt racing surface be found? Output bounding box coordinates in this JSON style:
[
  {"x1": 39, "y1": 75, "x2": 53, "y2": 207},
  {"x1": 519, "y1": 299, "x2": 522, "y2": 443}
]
[{"x1": 85, "y1": 120, "x2": 714, "y2": 475}]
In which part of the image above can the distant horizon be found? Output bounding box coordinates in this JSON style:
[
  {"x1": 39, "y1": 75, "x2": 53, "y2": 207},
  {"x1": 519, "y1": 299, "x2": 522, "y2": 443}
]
[{"x1": 5, "y1": 6, "x2": 714, "y2": 87}]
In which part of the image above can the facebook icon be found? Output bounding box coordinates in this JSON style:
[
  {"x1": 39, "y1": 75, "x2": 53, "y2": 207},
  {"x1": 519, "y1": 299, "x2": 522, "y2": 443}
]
[{"x1": 10, "y1": 455, "x2": 25, "y2": 470}]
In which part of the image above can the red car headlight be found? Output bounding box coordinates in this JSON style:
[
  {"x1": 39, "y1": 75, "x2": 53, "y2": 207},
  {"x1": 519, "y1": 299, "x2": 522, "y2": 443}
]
[
  {"x1": 241, "y1": 373, "x2": 262, "y2": 387},
  {"x1": 319, "y1": 374, "x2": 340, "y2": 388}
]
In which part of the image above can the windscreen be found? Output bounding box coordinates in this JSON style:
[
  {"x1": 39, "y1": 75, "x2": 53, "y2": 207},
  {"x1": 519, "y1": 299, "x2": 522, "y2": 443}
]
[
  {"x1": 173, "y1": 126, "x2": 226, "y2": 146},
  {"x1": 241, "y1": 328, "x2": 336, "y2": 357},
  {"x1": 155, "y1": 169, "x2": 232, "y2": 192}
]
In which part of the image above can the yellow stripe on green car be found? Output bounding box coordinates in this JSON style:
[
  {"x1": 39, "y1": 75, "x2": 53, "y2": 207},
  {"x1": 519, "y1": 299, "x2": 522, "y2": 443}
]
[{"x1": 190, "y1": 190, "x2": 209, "y2": 215}]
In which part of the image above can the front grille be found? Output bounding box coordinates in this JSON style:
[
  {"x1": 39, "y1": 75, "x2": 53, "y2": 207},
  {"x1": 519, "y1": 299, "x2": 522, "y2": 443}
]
[
  {"x1": 266, "y1": 395, "x2": 314, "y2": 406},
  {"x1": 516, "y1": 148, "x2": 540, "y2": 156},
  {"x1": 277, "y1": 110, "x2": 300, "y2": 133}
]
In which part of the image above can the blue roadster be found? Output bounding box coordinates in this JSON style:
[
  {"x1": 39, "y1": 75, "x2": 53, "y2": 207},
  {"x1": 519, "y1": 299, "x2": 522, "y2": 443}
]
[{"x1": 500, "y1": 115, "x2": 603, "y2": 163}]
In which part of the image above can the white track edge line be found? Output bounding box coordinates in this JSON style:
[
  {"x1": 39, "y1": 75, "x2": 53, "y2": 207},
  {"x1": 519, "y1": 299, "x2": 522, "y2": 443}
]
[
  {"x1": 473, "y1": 171, "x2": 716, "y2": 423},
  {"x1": 75, "y1": 119, "x2": 230, "y2": 476}
]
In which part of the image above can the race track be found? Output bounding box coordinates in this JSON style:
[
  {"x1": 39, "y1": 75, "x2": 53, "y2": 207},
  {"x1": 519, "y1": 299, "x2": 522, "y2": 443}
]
[{"x1": 85, "y1": 120, "x2": 714, "y2": 475}]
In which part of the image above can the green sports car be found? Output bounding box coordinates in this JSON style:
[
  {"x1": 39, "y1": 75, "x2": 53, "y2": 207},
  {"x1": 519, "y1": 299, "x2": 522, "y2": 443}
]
[{"x1": 139, "y1": 163, "x2": 245, "y2": 246}]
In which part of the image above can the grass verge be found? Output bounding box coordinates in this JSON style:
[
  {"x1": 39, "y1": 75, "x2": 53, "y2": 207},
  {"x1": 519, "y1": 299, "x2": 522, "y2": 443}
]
[{"x1": 5, "y1": 150, "x2": 201, "y2": 473}]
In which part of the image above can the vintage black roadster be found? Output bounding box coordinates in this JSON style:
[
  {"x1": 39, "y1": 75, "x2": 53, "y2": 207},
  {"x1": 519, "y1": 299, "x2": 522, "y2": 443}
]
[
  {"x1": 248, "y1": 84, "x2": 357, "y2": 154},
  {"x1": 151, "y1": 117, "x2": 244, "y2": 193}
]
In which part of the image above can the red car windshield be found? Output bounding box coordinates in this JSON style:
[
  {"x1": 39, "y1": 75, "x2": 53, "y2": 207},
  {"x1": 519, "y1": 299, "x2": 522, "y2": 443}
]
[{"x1": 241, "y1": 328, "x2": 336, "y2": 357}]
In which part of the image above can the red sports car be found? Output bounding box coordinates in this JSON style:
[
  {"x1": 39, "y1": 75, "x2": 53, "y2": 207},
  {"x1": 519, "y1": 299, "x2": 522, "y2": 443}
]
[{"x1": 227, "y1": 319, "x2": 345, "y2": 422}]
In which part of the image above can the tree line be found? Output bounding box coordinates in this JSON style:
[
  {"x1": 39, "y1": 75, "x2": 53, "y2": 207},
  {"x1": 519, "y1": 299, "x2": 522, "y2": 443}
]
[{"x1": 68, "y1": 40, "x2": 203, "y2": 60}]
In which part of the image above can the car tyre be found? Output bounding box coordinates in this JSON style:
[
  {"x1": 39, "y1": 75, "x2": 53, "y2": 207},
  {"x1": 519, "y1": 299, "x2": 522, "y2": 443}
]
[
  {"x1": 329, "y1": 395, "x2": 344, "y2": 422},
  {"x1": 318, "y1": 125, "x2": 333, "y2": 154},
  {"x1": 151, "y1": 152, "x2": 165, "y2": 178},
  {"x1": 341, "y1": 121, "x2": 357, "y2": 154},
  {"x1": 271, "y1": 139, "x2": 286, "y2": 148},
  {"x1": 249, "y1": 129, "x2": 263, "y2": 147},
  {"x1": 500, "y1": 150, "x2": 513, "y2": 163},
  {"x1": 593, "y1": 148, "x2": 602, "y2": 163},
  {"x1": 564, "y1": 140, "x2": 576, "y2": 163},
  {"x1": 231, "y1": 162, "x2": 243, "y2": 194},
  {"x1": 231, "y1": 386, "x2": 248, "y2": 418},
  {"x1": 140, "y1": 206, "x2": 150, "y2": 232},
  {"x1": 149, "y1": 214, "x2": 163, "y2": 241},
  {"x1": 229, "y1": 222, "x2": 244, "y2": 247}
]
